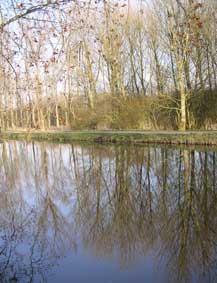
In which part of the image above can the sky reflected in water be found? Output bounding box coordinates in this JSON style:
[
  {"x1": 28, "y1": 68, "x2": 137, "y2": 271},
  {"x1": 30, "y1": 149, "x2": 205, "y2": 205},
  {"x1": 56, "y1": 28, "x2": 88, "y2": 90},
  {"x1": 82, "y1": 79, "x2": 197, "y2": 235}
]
[{"x1": 0, "y1": 141, "x2": 216, "y2": 283}]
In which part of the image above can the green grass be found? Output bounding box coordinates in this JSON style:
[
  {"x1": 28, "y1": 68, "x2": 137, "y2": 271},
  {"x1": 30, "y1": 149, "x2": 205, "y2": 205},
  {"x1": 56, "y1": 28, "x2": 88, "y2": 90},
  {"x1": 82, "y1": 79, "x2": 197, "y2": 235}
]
[{"x1": 1, "y1": 130, "x2": 217, "y2": 146}]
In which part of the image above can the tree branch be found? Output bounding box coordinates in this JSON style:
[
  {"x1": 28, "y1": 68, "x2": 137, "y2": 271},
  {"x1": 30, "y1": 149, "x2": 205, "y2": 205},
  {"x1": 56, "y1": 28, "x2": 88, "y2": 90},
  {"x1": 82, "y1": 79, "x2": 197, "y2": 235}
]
[{"x1": 0, "y1": 0, "x2": 72, "y2": 29}]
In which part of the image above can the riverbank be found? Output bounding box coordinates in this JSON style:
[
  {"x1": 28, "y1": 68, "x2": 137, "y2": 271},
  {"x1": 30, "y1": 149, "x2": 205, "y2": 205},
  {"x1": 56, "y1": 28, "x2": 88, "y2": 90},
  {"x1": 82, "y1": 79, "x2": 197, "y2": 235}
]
[{"x1": 1, "y1": 130, "x2": 217, "y2": 146}]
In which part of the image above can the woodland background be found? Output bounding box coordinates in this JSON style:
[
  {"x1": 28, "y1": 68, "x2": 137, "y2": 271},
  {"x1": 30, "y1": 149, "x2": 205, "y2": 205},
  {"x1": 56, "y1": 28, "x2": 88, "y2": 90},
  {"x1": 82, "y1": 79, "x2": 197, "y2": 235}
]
[{"x1": 0, "y1": 0, "x2": 217, "y2": 131}]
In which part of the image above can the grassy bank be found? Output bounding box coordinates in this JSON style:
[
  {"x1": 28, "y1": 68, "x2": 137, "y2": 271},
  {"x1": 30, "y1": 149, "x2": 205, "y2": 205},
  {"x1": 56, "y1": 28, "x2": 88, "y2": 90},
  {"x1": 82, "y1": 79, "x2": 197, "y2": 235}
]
[{"x1": 1, "y1": 130, "x2": 217, "y2": 146}]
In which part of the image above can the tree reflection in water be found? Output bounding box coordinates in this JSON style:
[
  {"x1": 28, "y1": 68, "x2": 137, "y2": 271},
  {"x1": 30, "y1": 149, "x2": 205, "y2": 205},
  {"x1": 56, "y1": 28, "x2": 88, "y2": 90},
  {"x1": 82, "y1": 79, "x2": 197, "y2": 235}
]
[{"x1": 0, "y1": 141, "x2": 216, "y2": 283}]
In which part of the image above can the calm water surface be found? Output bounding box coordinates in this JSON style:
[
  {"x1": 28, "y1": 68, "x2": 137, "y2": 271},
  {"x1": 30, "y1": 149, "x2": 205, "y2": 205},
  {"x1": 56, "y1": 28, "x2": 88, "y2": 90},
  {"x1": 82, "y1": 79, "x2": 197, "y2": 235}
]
[{"x1": 0, "y1": 141, "x2": 216, "y2": 283}]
